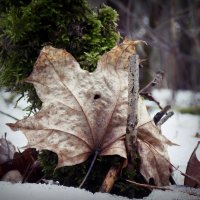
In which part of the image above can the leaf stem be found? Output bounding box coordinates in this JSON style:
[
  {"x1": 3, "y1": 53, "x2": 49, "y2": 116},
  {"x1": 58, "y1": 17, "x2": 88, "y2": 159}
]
[{"x1": 79, "y1": 150, "x2": 99, "y2": 188}]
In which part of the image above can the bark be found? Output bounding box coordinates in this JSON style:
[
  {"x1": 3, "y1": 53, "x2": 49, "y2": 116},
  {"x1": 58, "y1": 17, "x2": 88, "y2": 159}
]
[
  {"x1": 99, "y1": 54, "x2": 139, "y2": 193},
  {"x1": 125, "y1": 54, "x2": 139, "y2": 163},
  {"x1": 99, "y1": 161, "x2": 123, "y2": 193}
]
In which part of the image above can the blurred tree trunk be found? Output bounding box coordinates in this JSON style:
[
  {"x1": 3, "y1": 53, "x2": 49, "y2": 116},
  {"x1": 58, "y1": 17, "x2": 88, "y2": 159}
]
[{"x1": 89, "y1": 0, "x2": 200, "y2": 91}]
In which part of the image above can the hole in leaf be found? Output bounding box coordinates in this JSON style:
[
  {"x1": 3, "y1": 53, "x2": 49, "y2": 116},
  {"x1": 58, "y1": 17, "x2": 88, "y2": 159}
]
[
  {"x1": 149, "y1": 178, "x2": 155, "y2": 186},
  {"x1": 94, "y1": 94, "x2": 101, "y2": 100}
]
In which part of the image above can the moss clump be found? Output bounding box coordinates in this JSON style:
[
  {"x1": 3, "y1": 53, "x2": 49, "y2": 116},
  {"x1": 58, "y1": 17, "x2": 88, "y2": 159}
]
[
  {"x1": 0, "y1": 0, "x2": 120, "y2": 112},
  {"x1": 39, "y1": 150, "x2": 122, "y2": 192},
  {"x1": 39, "y1": 150, "x2": 150, "y2": 198}
]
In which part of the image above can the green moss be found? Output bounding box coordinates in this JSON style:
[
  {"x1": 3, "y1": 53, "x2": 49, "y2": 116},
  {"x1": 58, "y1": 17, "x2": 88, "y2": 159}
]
[
  {"x1": 39, "y1": 150, "x2": 149, "y2": 198},
  {"x1": 39, "y1": 150, "x2": 122, "y2": 192},
  {"x1": 0, "y1": 0, "x2": 120, "y2": 112},
  {"x1": 178, "y1": 106, "x2": 200, "y2": 115}
]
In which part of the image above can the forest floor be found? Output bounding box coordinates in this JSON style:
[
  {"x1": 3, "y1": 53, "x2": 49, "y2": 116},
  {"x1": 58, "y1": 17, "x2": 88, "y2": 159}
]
[{"x1": 0, "y1": 89, "x2": 199, "y2": 199}]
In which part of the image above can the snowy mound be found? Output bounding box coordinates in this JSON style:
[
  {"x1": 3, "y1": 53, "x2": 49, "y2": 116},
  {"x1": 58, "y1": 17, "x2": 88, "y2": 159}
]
[{"x1": 0, "y1": 181, "x2": 200, "y2": 200}]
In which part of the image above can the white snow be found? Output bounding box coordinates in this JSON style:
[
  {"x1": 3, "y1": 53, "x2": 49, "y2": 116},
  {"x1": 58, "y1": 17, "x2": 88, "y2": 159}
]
[
  {"x1": 0, "y1": 89, "x2": 200, "y2": 199},
  {"x1": 152, "y1": 89, "x2": 200, "y2": 108},
  {"x1": 0, "y1": 181, "x2": 200, "y2": 200},
  {"x1": 148, "y1": 89, "x2": 200, "y2": 184},
  {"x1": 162, "y1": 112, "x2": 200, "y2": 184},
  {"x1": 0, "y1": 90, "x2": 28, "y2": 147}
]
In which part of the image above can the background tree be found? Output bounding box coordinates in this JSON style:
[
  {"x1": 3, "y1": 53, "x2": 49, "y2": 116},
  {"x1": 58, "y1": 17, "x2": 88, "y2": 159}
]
[{"x1": 89, "y1": 0, "x2": 200, "y2": 94}]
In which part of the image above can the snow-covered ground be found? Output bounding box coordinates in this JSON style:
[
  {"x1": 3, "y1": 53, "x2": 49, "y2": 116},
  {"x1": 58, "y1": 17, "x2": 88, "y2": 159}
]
[
  {"x1": 0, "y1": 181, "x2": 200, "y2": 200},
  {"x1": 151, "y1": 89, "x2": 200, "y2": 184},
  {"x1": 0, "y1": 89, "x2": 200, "y2": 199},
  {"x1": 0, "y1": 90, "x2": 28, "y2": 147},
  {"x1": 162, "y1": 112, "x2": 200, "y2": 184}
]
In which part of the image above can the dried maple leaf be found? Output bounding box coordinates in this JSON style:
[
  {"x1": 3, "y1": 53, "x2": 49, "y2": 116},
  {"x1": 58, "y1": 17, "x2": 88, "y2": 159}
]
[
  {"x1": 137, "y1": 97, "x2": 173, "y2": 186},
  {"x1": 8, "y1": 39, "x2": 140, "y2": 168},
  {"x1": 7, "y1": 39, "x2": 173, "y2": 186}
]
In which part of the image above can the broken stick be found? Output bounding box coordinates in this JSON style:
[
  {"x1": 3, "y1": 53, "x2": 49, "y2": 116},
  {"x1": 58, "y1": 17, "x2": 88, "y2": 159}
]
[
  {"x1": 99, "y1": 160, "x2": 124, "y2": 193},
  {"x1": 99, "y1": 54, "x2": 140, "y2": 193},
  {"x1": 140, "y1": 71, "x2": 164, "y2": 109},
  {"x1": 125, "y1": 54, "x2": 139, "y2": 163}
]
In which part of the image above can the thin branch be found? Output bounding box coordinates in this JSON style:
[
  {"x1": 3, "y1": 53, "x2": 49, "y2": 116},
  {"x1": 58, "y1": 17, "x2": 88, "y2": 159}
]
[
  {"x1": 99, "y1": 160, "x2": 124, "y2": 193},
  {"x1": 157, "y1": 111, "x2": 174, "y2": 126},
  {"x1": 0, "y1": 110, "x2": 18, "y2": 120},
  {"x1": 126, "y1": 179, "x2": 172, "y2": 191},
  {"x1": 180, "y1": 171, "x2": 200, "y2": 186},
  {"x1": 143, "y1": 139, "x2": 200, "y2": 187},
  {"x1": 169, "y1": 175, "x2": 176, "y2": 185},
  {"x1": 140, "y1": 71, "x2": 164, "y2": 109},
  {"x1": 126, "y1": 179, "x2": 200, "y2": 197},
  {"x1": 125, "y1": 54, "x2": 139, "y2": 163},
  {"x1": 22, "y1": 162, "x2": 32, "y2": 183},
  {"x1": 36, "y1": 175, "x2": 46, "y2": 184},
  {"x1": 23, "y1": 161, "x2": 41, "y2": 183},
  {"x1": 14, "y1": 95, "x2": 24, "y2": 108},
  {"x1": 140, "y1": 70, "x2": 164, "y2": 94},
  {"x1": 153, "y1": 105, "x2": 171, "y2": 125}
]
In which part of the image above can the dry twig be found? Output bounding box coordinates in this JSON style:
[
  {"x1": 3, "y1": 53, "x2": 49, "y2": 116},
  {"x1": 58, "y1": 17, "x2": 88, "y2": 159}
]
[
  {"x1": 126, "y1": 179, "x2": 200, "y2": 197},
  {"x1": 157, "y1": 111, "x2": 174, "y2": 126},
  {"x1": 140, "y1": 71, "x2": 164, "y2": 109},
  {"x1": 126, "y1": 179, "x2": 172, "y2": 191},
  {"x1": 125, "y1": 54, "x2": 139, "y2": 163},
  {"x1": 99, "y1": 161, "x2": 124, "y2": 193},
  {"x1": 100, "y1": 54, "x2": 140, "y2": 193},
  {"x1": 0, "y1": 110, "x2": 18, "y2": 120},
  {"x1": 153, "y1": 105, "x2": 171, "y2": 124}
]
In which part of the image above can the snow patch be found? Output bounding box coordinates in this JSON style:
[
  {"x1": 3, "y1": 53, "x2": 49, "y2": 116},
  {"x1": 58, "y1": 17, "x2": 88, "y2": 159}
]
[
  {"x1": 152, "y1": 89, "x2": 200, "y2": 107},
  {"x1": 0, "y1": 90, "x2": 28, "y2": 148},
  {"x1": 0, "y1": 181, "x2": 200, "y2": 200}
]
